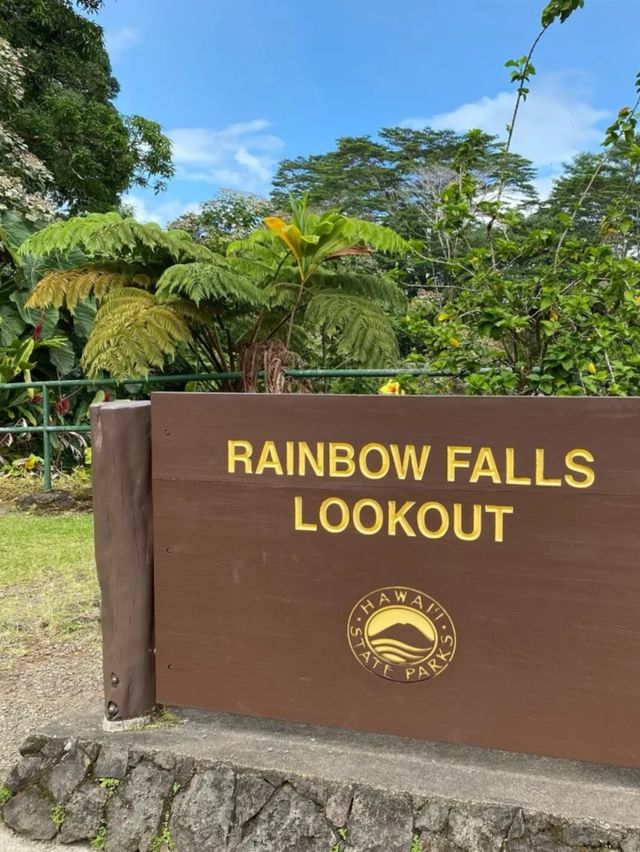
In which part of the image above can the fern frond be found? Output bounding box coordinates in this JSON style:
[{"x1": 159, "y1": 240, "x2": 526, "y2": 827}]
[
  {"x1": 25, "y1": 267, "x2": 137, "y2": 311},
  {"x1": 227, "y1": 230, "x2": 282, "y2": 255},
  {"x1": 81, "y1": 288, "x2": 190, "y2": 378},
  {"x1": 304, "y1": 291, "x2": 399, "y2": 366},
  {"x1": 226, "y1": 255, "x2": 274, "y2": 280},
  {"x1": 308, "y1": 269, "x2": 405, "y2": 309},
  {"x1": 156, "y1": 262, "x2": 265, "y2": 309},
  {"x1": 340, "y1": 219, "x2": 412, "y2": 256},
  {"x1": 18, "y1": 213, "x2": 214, "y2": 266}
]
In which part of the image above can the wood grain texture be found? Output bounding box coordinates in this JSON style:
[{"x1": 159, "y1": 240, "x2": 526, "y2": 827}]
[
  {"x1": 92, "y1": 401, "x2": 155, "y2": 722},
  {"x1": 151, "y1": 394, "x2": 640, "y2": 767}
]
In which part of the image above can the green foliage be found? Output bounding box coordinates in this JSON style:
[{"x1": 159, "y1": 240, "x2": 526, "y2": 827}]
[
  {"x1": 410, "y1": 833, "x2": 421, "y2": 852},
  {"x1": 97, "y1": 778, "x2": 121, "y2": 791},
  {"x1": 52, "y1": 803, "x2": 66, "y2": 829},
  {"x1": 81, "y1": 288, "x2": 190, "y2": 378},
  {"x1": 0, "y1": 784, "x2": 12, "y2": 807},
  {"x1": 150, "y1": 812, "x2": 175, "y2": 852},
  {"x1": 0, "y1": 0, "x2": 173, "y2": 213},
  {"x1": 169, "y1": 190, "x2": 277, "y2": 254},
  {"x1": 90, "y1": 823, "x2": 107, "y2": 850},
  {"x1": 21, "y1": 198, "x2": 410, "y2": 380},
  {"x1": 19, "y1": 213, "x2": 212, "y2": 271},
  {"x1": 541, "y1": 0, "x2": 585, "y2": 27}
]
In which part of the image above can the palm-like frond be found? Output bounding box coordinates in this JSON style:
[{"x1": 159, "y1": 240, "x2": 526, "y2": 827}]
[
  {"x1": 25, "y1": 267, "x2": 147, "y2": 311},
  {"x1": 81, "y1": 288, "x2": 190, "y2": 378},
  {"x1": 339, "y1": 218, "x2": 412, "y2": 255},
  {"x1": 304, "y1": 291, "x2": 400, "y2": 366},
  {"x1": 156, "y1": 261, "x2": 265, "y2": 309},
  {"x1": 307, "y1": 268, "x2": 406, "y2": 309},
  {"x1": 18, "y1": 213, "x2": 214, "y2": 266}
]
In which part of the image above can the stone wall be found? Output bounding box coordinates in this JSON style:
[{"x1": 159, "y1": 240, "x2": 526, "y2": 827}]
[{"x1": 2, "y1": 731, "x2": 639, "y2": 852}]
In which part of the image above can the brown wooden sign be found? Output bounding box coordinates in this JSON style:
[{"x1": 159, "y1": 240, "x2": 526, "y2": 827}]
[{"x1": 152, "y1": 394, "x2": 640, "y2": 767}]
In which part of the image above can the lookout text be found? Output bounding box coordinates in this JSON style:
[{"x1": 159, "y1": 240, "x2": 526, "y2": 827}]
[{"x1": 227, "y1": 440, "x2": 595, "y2": 543}]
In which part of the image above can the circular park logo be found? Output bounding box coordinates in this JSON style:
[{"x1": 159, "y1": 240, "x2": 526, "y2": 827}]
[{"x1": 347, "y1": 586, "x2": 456, "y2": 683}]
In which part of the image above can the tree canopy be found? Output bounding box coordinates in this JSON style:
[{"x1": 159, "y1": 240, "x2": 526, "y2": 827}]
[{"x1": 0, "y1": 0, "x2": 173, "y2": 214}]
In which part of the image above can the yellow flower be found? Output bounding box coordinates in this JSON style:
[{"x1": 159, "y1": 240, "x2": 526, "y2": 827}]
[
  {"x1": 379, "y1": 380, "x2": 405, "y2": 396},
  {"x1": 436, "y1": 312, "x2": 450, "y2": 322},
  {"x1": 449, "y1": 337, "x2": 461, "y2": 348},
  {"x1": 24, "y1": 454, "x2": 38, "y2": 471},
  {"x1": 587, "y1": 361, "x2": 596, "y2": 375},
  {"x1": 550, "y1": 310, "x2": 559, "y2": 321}
]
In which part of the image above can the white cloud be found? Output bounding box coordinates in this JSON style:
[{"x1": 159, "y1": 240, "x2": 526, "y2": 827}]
[
  {"x1": 105, "y1": 27, "x2": 141, "y2": 61},
  {"x1": 168, "y1": 121, "x2": 284, "y2": 194},
  {"x1": 123, "y1": 194, "x2": 201, "y2": 226},
  {"x1": 402, "y1": 74, "x2": 609, "y2": 197}
]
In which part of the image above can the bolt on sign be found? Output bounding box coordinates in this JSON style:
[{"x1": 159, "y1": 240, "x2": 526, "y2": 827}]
[{"x1": 152, "y1": 394, "x2": 640, "y2": 767}]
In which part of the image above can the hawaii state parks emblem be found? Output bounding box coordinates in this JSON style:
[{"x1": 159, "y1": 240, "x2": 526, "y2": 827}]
[{"x1": 347, "y1": 586, "x2": 456, "y2": 683}]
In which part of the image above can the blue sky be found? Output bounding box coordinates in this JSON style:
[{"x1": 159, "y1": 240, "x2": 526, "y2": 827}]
[{"x1": 96, "y1": 0, "x2": 640, "y2": 222}]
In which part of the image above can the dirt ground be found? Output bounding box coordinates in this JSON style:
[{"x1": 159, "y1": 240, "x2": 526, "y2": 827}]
[{"x1": 0, "y1": 639, "x2": 101, "y2": 850}]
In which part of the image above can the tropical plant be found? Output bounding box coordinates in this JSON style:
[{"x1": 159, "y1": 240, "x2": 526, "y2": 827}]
[
  {"x1": 391, "y1": 0, "x2": 640, "y2": 398},
  {"x1": 20, "y1": 200, "x2": 411, "y2": 387}
]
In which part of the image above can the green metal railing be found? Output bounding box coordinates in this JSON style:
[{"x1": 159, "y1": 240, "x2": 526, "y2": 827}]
[{"x1": 0, "y1": 367, "x2": 453, "y2": 491}]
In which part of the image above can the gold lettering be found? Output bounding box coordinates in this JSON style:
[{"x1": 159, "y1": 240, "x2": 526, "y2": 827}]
[
  {"x1": 416, "y1": 502, "x2": 449, "y2": 539},
  {"x1": 227, "y1": 439, "x2": 253, "y2": 473},
  {"x1": 505, "y1": 447, "x2": 531, "y2": 485},
  {"x1": 390, "y1": 444, "x2": 431, "y2": 480},
  {"x1": 535, "y1": 449, "x2": 562, "y2": 487},
  {"x1": 359, "y1": 443, "x2": 391, "y2": 479},
  {"x1": 329, "y1": 443, "x2": 356, "y2": 477},
  {"x1": 565, "y1": 449, "x2": 595, "y2": 489},
  {"x1": 447, "y1": 446, "x2": 472, "y2": 482},
  {"x1": 485, "y1": 505, "x2": 514, "y2": 543},
  {"x1": 319, "y1": 497, "x2": 349, "y2": 533},
  {"x1": 469, "y1": 447, "x2": 501, "y2": 484},
  {"x1": 387, "y1": 500, "x2": 416, "y2": 537},
  {"x1": 298, "y1": 442, "x2": 324, "y2": 476},
  {"x1": 453, "y1": 503, "x2": 482, "y2": 541},
  {"x1": 255, "y1": 440, "x2": 283, "y2": 475},
  {"x1": 294, "y1": 496, "x2": 317, "y2": 532},
  {"x1": 285, "y1": 441, "x2": 295, "y2": 475},
  {"x1": 353, "y1": 499, "x2": 384, "y2": 535}
]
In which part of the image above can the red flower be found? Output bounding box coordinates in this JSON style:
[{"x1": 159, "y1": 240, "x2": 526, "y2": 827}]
[
  {"x1": 32, "y1": 394, "x2": 43, "y2": 404},
  {"x1": 55, "y1": 397, "x2": 71, "y2": 416},
  {"x1": 32, "y1": 322, "x2": 43, "y2": 340},
  {"x1": 104, "y1": 391, "x2": 112, "y2": 402}
]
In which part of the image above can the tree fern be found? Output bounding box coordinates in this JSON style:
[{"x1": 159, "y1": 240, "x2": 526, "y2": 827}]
[
  {"x1": 81, "y1": 288, "x2": 190, "y2": 378},
  {"x1": 156, "y1": 261, "x2": 265, "y2": 309},
  {"x1": 304, "y1": 291, "x2": 400, "y2": 365},
  {"x1": 18, "y1": 213, "x2": 214, "y2": 266},
  {"x1": 340, "y1": 218, "x2": 413, "y2": 255},
  {"x1": 308, "y1": 268, "x2": 405, "y2": 309},
  {"x1": 25, "y1": 267, "x2": 145, "y2": 311}
]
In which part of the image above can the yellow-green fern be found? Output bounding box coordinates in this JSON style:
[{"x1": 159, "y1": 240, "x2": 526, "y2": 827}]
[{"x1": 81, "y1": 288, "x2": 190, "y2": 378}]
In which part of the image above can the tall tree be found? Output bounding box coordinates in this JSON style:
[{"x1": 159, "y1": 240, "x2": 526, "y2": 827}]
[{"x1": 0, "y1": 0, "x2": 173, "y2": 214}]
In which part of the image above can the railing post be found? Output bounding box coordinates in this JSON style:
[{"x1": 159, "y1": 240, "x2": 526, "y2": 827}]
[
  {"x1": 42, "y1": 384, "x2": 52, "y2": 492},
  {"x1": 91, "y1": 400, "x2": 156, "y2": 728}
]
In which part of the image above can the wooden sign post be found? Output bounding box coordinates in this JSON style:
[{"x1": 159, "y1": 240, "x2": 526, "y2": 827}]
[{"x1": 150, "y1": 393, "x2": 640, "y2": 768}]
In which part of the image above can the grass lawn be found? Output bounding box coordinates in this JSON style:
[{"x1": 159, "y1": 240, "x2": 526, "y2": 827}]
[{"x1": 0, "y1": 511, "x2": 99, "y2": 668}]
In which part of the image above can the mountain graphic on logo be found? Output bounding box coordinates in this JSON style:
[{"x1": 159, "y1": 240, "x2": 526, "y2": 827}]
[{"x1": 368, "y1": 619, "x2": 436, "y2": 664}]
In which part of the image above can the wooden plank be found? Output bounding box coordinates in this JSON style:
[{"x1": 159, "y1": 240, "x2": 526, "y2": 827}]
[
  {"x1": 151, "y1": 394, "x2": 640, "y2": 766},
  {"x1": 92, "y1": 400, "x2": 155, "y2": 723}
]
